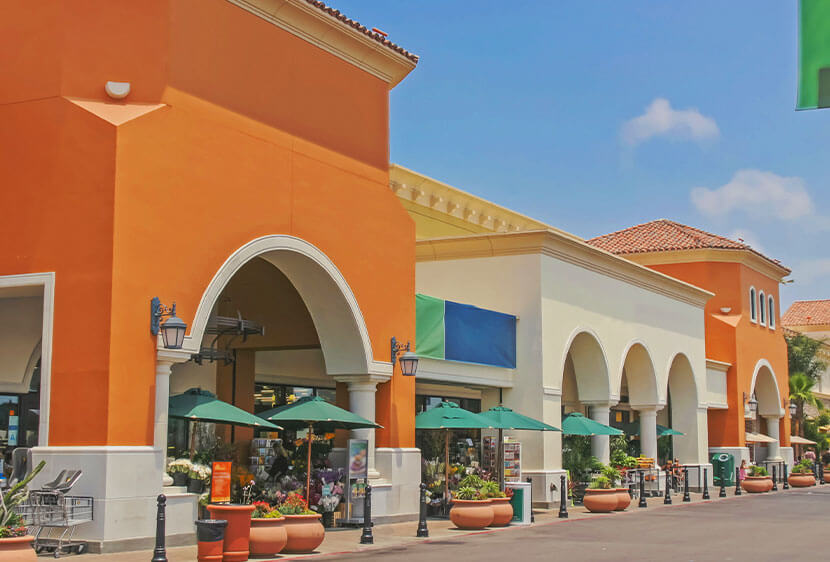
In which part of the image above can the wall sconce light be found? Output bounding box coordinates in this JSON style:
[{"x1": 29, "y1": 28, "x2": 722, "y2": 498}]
[
  {"x1": 789, "y1": 401, "x2": 797, "y2": 418},
  {"x1": 743, "y1": 392, "x2": 758, "y2": 417},
  {"x1": 391, "y1": 336, "x2": 418, "y2": 376},
  {"x1": 151, "y1": 297, "x2": 187, "y2": 349}
]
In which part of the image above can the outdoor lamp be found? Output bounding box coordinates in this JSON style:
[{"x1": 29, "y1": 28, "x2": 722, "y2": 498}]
[
  {"x1": 151, "y1": 297, "x2": 188, "y2": 350},
  {"x1": 790, "y1": 401, "x2": 798, "y2": 417},
  {"x1": 748, "y1": 395, "x2": 758, "y2": 415},
  {"x1": 391, "y1": 336, "x2": 419, "y2": 376}
]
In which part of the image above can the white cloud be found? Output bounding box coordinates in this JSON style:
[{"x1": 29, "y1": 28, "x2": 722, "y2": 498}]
[
  {"x1": 690, "y1": 169, "x2": 814, "y2": 220},
  {"x1": 727, "y1": 229, "x2": 766, "y2": 254},
  {"x1": 620, "y1": 98, "x2": 719, "y2": 146},
  {"x1": 793, "y1": 258, "x2": 830, "y2": 285}
]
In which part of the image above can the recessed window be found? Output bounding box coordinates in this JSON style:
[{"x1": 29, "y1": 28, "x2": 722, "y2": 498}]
[
  {"x1": 749, "y1": 287, "x2": 757, "y2": 322},
  {"x1": 768, "y1": 296, "x2": 775, "y2": 329},
  {"x1": 759, "y1": 291, "x2": 766, "y2": 325}
]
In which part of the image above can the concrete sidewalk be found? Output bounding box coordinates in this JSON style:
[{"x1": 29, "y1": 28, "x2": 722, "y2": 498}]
[{"x1": 83, "y1": 485, "x2": 799, "y2": 561}]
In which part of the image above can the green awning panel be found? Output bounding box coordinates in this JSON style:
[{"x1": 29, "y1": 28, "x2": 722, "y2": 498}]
[
  {"x1": 415, "y1": 294, "x2": 445, "y2": 360},
  {"x1": 798, "y1": 0, "x2": 830, "y2": 109}
]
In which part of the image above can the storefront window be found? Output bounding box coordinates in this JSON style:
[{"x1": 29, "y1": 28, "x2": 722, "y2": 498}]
[{"x1": 415, "y1": 394, "x2": 482, "y2": 465}]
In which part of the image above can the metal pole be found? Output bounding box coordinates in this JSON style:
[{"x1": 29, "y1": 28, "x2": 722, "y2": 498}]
[
  {"x1": 416, "y1": 483, "x2": 429, "y2": 537},
  {"x1": 783, "y1": 463, "x2": 789, "y2": 490},
  {"x1": 526, "y1": 477, "x2": 534, "y2": 523},
  {"x1": 638, "y1": 471, "x2": 647, "y2": 508},
  {"x1": 558, "y1": 475, "x2": 568, "y2": 519},
  {"x1": 663, "y1": 469, "x2": 672, "y2": 504},
  {"x1": 820, "y1": 462, "x2": 825, "y2": 485},
  {"x1": 702, "y1": 468, "x2": 710, "y2": 500},
  {"x1": 682, "y1": 468, "x2": 690, "y2": 502},
  {"x1": 151, "y1": 494, "x2": 167, "y2": 562},
  {"x1": 360, "y1": 482, "x2": 373, "y2": 544},
  {"x1": 734, "y1": 467, "x2": 741, "y2": 496},
  {"x1": 718, "y1": 465, "x2": 726, "y2": 498},
  {"x1": 772, "y1": 465, "x2": 778, "y2": 491}
]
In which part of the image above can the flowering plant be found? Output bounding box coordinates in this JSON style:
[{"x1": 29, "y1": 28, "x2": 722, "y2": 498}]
[
  {"x1": 251, "y1": 501, "x2": 273, "y2": 518},
  {"x1": 318, "y1": 495, "x2": 340, "y2": 512},
  {"x1": 167, "y1": 458, "x2": 193, "y2": 475},
  {"x1": 188, "y1": 464, "x2": 212, "y2": 482},
  {"x1": 278, "y1": 492, "x2": 315, "y2": 515}
]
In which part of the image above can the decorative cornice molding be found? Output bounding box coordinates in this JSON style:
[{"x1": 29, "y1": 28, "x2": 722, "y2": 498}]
[
  {"x1": 227, "y1": 0, "x2": 417, "y2": 86},
  {"x1": 705, "y1": 358, "x2": 731, "y2": 372},
  {"x1": 416, "y1": 230, "x2": 713, "y2": 308},
  {"x1": 623, "y1": 248, "x2": 790, "y2": 282}
]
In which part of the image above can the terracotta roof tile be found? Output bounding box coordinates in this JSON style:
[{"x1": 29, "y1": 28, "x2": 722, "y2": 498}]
[
  {"x1": 304, "y1": 0, "x2": 419, "y2": 63},
  {"x1": 782, "y1": 300, "x2": 830, "y2": 326},
  {"x1": 586, "y1": 219, "x2": 788, "y2": 272}
]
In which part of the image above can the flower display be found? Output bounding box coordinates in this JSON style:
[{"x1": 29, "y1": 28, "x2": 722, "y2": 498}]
[{"x1": 166, "y1": 458, "x2": 193, "y2": 475}]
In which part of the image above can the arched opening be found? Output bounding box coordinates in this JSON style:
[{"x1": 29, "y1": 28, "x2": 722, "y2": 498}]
[
  {"x1": 666, "y1": 353, "x2": 701, "y2": 464},
  {"x1": 614, "y1": 342, "x2": 659, "y2": 461},
  {"x1": 749, "y1": 360, "x2": 783, "y2": 463}
]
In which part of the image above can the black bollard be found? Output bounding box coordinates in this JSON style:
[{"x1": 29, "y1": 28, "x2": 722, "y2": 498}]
[
  {"x1": 772, "y1": 465, "x2": 778, "y2": 491},
  {"x1": 360, "y1": 483, "x2": 373, "y2": 545},
  {"x1": 416, "y1": 483, "x2": 429, "y2": 537},
  {"x1": 638, "y1": 471, "x2": 647, "y2": 508},
  {"x1": 151, "y1": 494, "x2": 167, "y2": 562},
  {"x1": 663, "y1": 470, "x2": 672, "y2": 505},
  {"x1": 702, "y1": 468, "x2": 710, "y2": 500},
  {"x1": 718, "y1": 465, "x2": 726, "y2": 498},
  {"x1": 783, "y1": 463, "x2": 789, "y2": 490},
  {"x1": 526, "y1": 477, "x2": 535, "y2": 523},
  {"x1": 682, "y1": 468, "x2": 691, "y2": 502},
  {"x1": 820, "y1": 463, "x2": 825, "y2": 485},
  {"x1": 734, "y1": 467, "x2": 741, "y2": 496},
  {"x1": 558, "y1": 475, "x2": 568, "y2": 518}
]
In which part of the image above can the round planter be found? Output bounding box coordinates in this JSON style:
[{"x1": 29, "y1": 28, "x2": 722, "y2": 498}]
[
  {"x1": 0, "y1": 536, "x2": 36, "y2": 561},
  {"x1": 824, "y1": 471, "x2": 830, "y2": 484},
  {"x1": 489, "y1": 497, "x2": 514, "y2": 527},
  {"x1": 171, "y1": 472, "x2": 188, "y2": 487},
  {"x1": 207, "y1": 504, "x2": 255, "y2": 562},
  {"x1": 740, "y1": 476, "x2": 772, "y2": 493},
  {"x1": 788, "y1": 473, "x2": 816, "y2": 488},
  {"x1": 281, "y1": 513, "x2": 325, "y2": 554},
  {"x1": 249, "y1": 517, "x2": 287, "y2": 557},
  {"x1": 582, "y1": 489, "x2": 618, "y2": 513},
  {"x1": 449, "y1": 499, "x2": 494, "y2": 530},
  {"x1": 614, "y1": 488, "x2": 631, "y2": 511},
  {"x1": 187, "y1": 479, "x2": 205, "y2": 494}
]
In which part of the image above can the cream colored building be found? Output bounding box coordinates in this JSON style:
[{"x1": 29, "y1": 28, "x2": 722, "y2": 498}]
[{"x1": 393, "y1": 165, "x2": 716, "y2": 504}]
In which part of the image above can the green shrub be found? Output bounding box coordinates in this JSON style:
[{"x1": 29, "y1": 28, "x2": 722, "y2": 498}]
[
  {"x1": 458, "y1": 474, "x2": 484, "y2": 489},
  {"x1": 793, "y1": 460, "x2": 814, "y2": 474},
  {"x1": 454, "y1": 486, "x2": 481, "y2": 500},
  {"x1": 601, "y1": 465, "x2": 621, "y2": 485},
  {"x1": 588, "y1": 475, "x2": 611, "y2": 490},
  {"x1": 479, "y1": 480, "x2": 504, "y2": 499},
  {"x1": 748, "y1": 465, "x2": 768, "y2": 477}
]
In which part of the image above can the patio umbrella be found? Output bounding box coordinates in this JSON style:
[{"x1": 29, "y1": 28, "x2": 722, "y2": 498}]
[
  {"x1": 561, "y1": 412, "x2": 623, "y2": 436},
  {"x1": 258, "y1": 395, "x2": 380, "y2": 505},
  {"x1": 479, "y1": 406, "x2": 560, "y2": 490},
  {"x1": 619, "y1": 422, "x2": 684, "y2": 437},
  {"x1": 415, "y1": 401, "x2": 494, "y2": 504}
]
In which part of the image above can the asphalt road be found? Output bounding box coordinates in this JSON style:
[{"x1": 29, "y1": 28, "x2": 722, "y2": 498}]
[{"x1": 328, "y1": 487, "x2": 830, "y2": 562}]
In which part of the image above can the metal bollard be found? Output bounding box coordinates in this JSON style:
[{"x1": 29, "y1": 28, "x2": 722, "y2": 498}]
[
  {"x1": 526, "y1": 477, "x2": 534, "y2": 523},
  {"x1": 683, "y1": 468, "x2": 691, "y2": 502},
  {"x1": 734, "y1": 467, "x2": 741, "y2": 496},
  {"x1": 718, "y1": 465, "x2": 726, "y2": 498},
  {"x1": 663, "y1": 470, "x2": 672, "y2": 505},
  {"x1": 360, "y1": 483, "x2": 373, "y2": 545},
  {"x1": 416, "y1": 483, "x2": 429, "y2": 537},
  {"x1": 151, "y1": 494, "x2": 167, "y2": 562},
  {"x1": 702, "y1": 468, "x2": 710, "y2": 500},
  {"x1": 772, "y1": 465, "x2": 778, "y2": 491},
  {"x1": 783, "y1": 463, "x2": 789, "y2": 490},
  {"x1": 638, "y1": 471, "x2": 647, "y2": 508},
  {"x1": 558, "y1": 475, "x2": 568, "y2": 518},
  {"x1": 820, "y1": 463, "x2": 825, "y2": 485}
]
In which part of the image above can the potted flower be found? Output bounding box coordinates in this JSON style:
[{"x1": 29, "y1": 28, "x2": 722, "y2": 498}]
[
  {"x1": 248, "y1": 501, "x2": 287, "y2": 557},
  {"x1": 788, "y1": 460, "x2": 816, "y2": 488},
  {"x1": 479, "y1": 481, "x2": 512, "y2": 526},
  {"x1": 601, "y1": 465, "x2": 629, "y2": 511},
  {"x1": 188, "y1": 464, "x2": 211, "y2": 494},
  {"x1": 0, "y1": 460, "x2": 45, "y2": 560},
  {"x1": 449, "y1": 486, "x2": 493, "y2": 530},
  {"x1": 278, "y1": 493, "x2": 324, "y2": 554},
  {"x1": 582, "y1": 475, "x2": 618, "y2": 513},
  {"x1": 741, "y1": 465, "x2": 773, "y2": 493},
  {"x1": 167, "y1": 458, "x2": 192, "y2": 487},
  {"x1": 318, "y1": 495, "x2": 340, "y2": 529}
]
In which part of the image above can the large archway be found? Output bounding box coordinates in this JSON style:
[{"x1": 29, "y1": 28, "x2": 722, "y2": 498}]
[
  {"x1": 749, "y1": 360, "x2": 784, "y2": 462},
  {"x1": 616, "y1": 342, "x2": 660, "y2": 462},
  {"x1": 666, "y1": 353, "x2": 703, "y2": 464}
]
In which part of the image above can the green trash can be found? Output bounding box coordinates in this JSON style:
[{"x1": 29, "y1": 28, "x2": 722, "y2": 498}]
[{"x1": 711, "y1": 453, "x2": 734, "y2": 486}]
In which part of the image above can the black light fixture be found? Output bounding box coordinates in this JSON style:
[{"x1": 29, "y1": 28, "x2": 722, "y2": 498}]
[
  {"x1": 789, "y1": 401, "x2": 798, "y2": 417},
  {"x1": 151, "y1": 297, "x2": 187, "y2": 350},
  {"x1": 391, "y1": 336, "x2": 418, "y2": 377},
  {"x1": 748, "y1": 394, "x2": 758, "y2": 415}
]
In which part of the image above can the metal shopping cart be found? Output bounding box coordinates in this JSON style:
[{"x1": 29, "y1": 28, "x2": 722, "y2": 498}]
[{"x1": 17, "y1": 488, "x2": 93, "y2": 557}]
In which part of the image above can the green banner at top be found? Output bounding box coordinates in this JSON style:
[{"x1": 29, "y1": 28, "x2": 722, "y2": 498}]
[{"x1": 798, "y1": 0, "x2": 830, "y2": 109}]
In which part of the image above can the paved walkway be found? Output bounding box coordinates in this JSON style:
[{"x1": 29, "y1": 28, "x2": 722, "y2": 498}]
[{"x1": 85, "y1": 484, "x2": 820, "y2": 560}]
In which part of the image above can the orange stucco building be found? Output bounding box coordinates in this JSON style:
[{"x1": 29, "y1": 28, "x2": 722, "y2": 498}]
[
  {"x1": 589, "y1": 220, "x2": 793, "y2": 467},
  {"x1": 0, "y1": 0, "x2": 421, "y2": 550}
]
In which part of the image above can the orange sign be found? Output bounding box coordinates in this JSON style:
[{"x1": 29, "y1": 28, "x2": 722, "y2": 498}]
[{"x1": 210, "y1": 462, "x2": 232, "y2": 503}]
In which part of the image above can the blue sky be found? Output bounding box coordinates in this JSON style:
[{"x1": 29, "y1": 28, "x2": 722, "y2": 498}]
[{"x1": 337, "y1": 0, "x2": 830, "y2": 307}]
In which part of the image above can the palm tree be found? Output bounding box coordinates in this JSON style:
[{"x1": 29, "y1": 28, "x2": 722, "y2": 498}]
[{"x1": 789, "y1": 372, "x2": 825, "y2": 437}]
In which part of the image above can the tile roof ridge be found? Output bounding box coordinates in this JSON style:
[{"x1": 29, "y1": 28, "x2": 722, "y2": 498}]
[{"x1": 586, "y1": 218, "x2": 665, "y2": 242}]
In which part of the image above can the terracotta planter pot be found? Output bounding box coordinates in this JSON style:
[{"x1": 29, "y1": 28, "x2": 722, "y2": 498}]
[
  {"x1": 0, "y1": 536, "x2": 36, "y2": 561},
  {"x1": 449, "y1": 499, "x2": 494, "y2": 530},
  {"x1": 788, "y1": 473, "x2": 816, "y2": 488},
  {"x1": 582, "y1": 489, "x2": 618, "y2": 513},
  {"x1": 824, "y1": 471, "x2": 830, "y2": 484},
  {"x1": 740, "y1": 476, "x2": 772, "y2": 493},
  {"x1": 614, "y1": 488, "x2": 631, "y2": 511},
  {"x1": 207, "y1": 504, "x2": 255, "y2": 562},
  {"x1": 489, "y1": 497, "x2": 514, "y2": 527},
  {"x1": 281, "y1": 514, "x2": 325, "y2": 554},
  {"x1": 249, "y1": 517, "x2": 287, "y2": 557}
]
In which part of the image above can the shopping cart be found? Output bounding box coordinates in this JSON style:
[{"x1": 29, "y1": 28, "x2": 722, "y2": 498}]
[{"x1": 18, "y1": 490, "x2": 93, "y2": 557}]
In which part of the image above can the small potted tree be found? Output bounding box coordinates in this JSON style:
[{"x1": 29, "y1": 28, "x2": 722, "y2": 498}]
[
  {"x1": 582, "y1": 475, "x2": 618, "y2": 513},
  {"x1": 741, "y1": 465, "x2": 773, "y2": 493},
  {"x1": 449, "y1": 486, "x2": 493, "y2": 529},
  {"x1": 248, "y1": 501, "x2": 287, "y2": 557},
  {"x1": 479, "y1": 481, "x2": 512, "y2": 527},
  {"x1": 0, "y1": 460, "x2": 45, "y2": 560},
  {"x1": 601, "y1": 465, "x2": 630, "y2": 511},
  {"x1": 278, "y1": 493, "x2": 324, "y2": 554},
  {"x1": 788, "y1": 460, "x2": 817, "y2": 488}
]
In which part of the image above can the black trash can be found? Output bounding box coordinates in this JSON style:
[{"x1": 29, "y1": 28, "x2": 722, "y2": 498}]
[{"x1": 195, "y1": 519, "x2": 227, "y2": 562}]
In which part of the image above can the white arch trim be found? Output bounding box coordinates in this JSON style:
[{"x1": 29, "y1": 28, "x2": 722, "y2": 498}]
[
  {"x1": 665, "y1": 352, "x2": 703, "y2": 408},
  {"x1": 560, "y1": 326, "x2": 617, "y2": 403},
  {"x1": 618, "y1": 339, "x2": 660, "y2": 407},
  {"x1": 750, "y1": 358, "x2": 784, "y2": 416},
  {"x1": 174, "y1": 235, "x2": 391, "y2": 377}
]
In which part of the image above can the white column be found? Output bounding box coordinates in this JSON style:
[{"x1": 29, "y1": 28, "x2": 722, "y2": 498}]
[
  {"x1": 587, "y1": 402, "x2": 614, "y2": 464},
  {"x1": 155, "y1": 349, "x2": 191, "y2": 486},
  {"x1": 635, "y1": 406, "x2": 659, "y2": 461},
  {"x1": 334, "y1": 375, "x2": 389, "y2": 480},
  {"x1": 764, "y1": 415, "x2": 782, "y2": 461}
]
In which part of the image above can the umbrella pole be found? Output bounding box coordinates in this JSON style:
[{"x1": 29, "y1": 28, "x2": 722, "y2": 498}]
[
  {"x1": 444, "y1": 430, "x2": 450, "y2": 512},
  {"x1": 498, "y1": 428, "x2": 504, "y2": 492},
  {"x1": 189, "y1": 421, "x2": 197, "y2": 458},
  {"x1": 306, "y1": 423, "x2": 313, "y2": 507}
]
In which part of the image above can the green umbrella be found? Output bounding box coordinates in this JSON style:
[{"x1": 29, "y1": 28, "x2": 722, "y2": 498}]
[
  {"x1": 169, "y1": 388, "x2": 281, "y2": 429},
  {"x1": 479, "y1": 406, "x2": 560, "y2": 490},
  {"x1": 561, "y1": 412, "x2": 623, "y2": 436},
  {"x1": 620, "y1": 421, "x2": 684, "y2": 437},
  {"x1": 258, "y1": 396, "x2": 380, "y2": 505},
  {"x1": 416, "y1": 402, "x2": 494, "y2": 505}
]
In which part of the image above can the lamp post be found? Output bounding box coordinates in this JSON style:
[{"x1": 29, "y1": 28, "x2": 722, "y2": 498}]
[
  {"x1": 391, "y1": 337, "x2": 419, "y2": 376},
  {"x1": 151, "y1": 298, "x2": 187, "y2": 349}
]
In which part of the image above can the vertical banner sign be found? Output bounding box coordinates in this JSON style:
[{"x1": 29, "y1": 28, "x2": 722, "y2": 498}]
[
  {"x1": 7, "y1": 410, "x2": 17, "y2": 447},
  {"x1": 345, "y1": 439, "x2": 369, "y2": 522},
  {"x1": 210, "y1": 461, "x2": 232, "y2": 503},
  {"x1": 798, "y1": 0, "x2": 830, "y2": 109}
]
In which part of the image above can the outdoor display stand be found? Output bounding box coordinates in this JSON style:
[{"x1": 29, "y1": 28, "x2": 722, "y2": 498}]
[
  {"x1": 249, "y1": 436, "x2": 279, "y2": 476},
  {"x1": 344, "y1": 439, "x2": 368, "y2": 524},
  {"x1": 505, "y1": 481, "x2": 531, "y2": 525},
  {"x1": 503, "y1": 441, "x2": 521, "y2": 482}
]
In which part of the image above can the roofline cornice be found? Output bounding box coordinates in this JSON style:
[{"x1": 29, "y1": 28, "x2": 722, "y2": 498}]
[
  {"x1": 227, "y1": 0, "x2": 417, "y2": 87},
  {"x1": 619, "y1": 248, "x2": 791, "y2": 281},
  {"x1": 416, "y1": 230, "x2": 714, "y2": 308}
]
